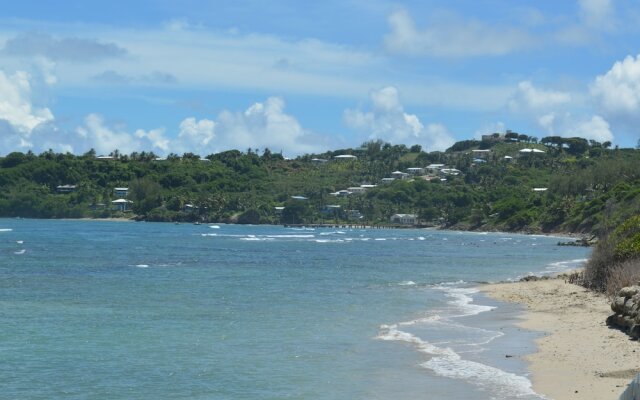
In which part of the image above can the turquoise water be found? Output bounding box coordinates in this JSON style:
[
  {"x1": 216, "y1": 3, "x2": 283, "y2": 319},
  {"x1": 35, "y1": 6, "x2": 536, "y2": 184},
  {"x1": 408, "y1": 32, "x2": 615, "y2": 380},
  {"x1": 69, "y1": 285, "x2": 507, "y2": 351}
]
[{"x1": 0, "y1": 220, "x2": 589, "y2": 399}]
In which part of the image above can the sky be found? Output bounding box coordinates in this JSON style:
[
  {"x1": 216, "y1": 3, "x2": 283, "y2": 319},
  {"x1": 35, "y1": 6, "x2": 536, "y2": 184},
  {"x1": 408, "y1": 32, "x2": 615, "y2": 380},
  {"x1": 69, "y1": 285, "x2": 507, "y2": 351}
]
[{"x1": 1, "y1": 0, "x2": 640, "y2": 157}]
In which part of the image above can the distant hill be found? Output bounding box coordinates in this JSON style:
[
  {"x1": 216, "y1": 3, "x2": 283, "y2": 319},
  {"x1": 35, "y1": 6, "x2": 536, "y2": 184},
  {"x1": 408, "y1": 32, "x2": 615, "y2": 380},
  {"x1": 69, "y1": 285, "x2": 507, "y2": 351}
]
[{"x1": 0, "y1": 136, "x2": 638, "y2": 236}]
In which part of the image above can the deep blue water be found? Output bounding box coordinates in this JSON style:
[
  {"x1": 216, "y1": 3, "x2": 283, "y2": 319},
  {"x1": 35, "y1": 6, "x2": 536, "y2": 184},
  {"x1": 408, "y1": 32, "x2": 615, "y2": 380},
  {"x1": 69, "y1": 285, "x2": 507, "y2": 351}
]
[{"x1": 0, "y1": 220, "x2": 590, "y2": 399}]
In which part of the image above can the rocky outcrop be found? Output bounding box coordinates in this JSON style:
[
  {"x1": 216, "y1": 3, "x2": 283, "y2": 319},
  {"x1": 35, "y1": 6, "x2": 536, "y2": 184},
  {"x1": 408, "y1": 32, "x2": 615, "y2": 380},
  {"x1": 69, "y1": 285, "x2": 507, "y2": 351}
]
[{"x1": 607, "y1": 285, "x2": 640, "y2": 339}]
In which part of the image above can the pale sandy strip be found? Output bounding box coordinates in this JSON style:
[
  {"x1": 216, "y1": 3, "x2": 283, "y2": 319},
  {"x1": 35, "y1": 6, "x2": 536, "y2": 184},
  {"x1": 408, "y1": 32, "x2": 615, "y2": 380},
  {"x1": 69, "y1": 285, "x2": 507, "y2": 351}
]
[{"x1": 481, "y1": 278, "x2": 640, "y2": 400}]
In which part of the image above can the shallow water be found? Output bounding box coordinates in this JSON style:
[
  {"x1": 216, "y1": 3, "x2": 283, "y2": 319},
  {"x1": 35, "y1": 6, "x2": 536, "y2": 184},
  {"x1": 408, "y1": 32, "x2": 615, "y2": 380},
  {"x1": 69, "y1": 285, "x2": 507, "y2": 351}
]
[{"x1": 0, "y1": 219, "x2": 589, "y2": 399}]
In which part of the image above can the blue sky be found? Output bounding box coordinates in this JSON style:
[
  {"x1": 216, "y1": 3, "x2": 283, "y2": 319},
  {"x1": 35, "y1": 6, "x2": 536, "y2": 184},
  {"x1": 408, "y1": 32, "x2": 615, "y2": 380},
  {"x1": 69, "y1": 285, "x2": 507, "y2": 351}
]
[{"x1": 1, "y1": 0, "x2": 640, "y2": 156}]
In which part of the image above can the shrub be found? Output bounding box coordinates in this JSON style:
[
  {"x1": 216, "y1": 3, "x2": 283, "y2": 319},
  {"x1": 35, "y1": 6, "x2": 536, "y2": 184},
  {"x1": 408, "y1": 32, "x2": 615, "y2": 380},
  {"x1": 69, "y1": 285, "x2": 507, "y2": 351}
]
[{"x1": 604, "y1": 259, "x2": 640, "y2": 299}]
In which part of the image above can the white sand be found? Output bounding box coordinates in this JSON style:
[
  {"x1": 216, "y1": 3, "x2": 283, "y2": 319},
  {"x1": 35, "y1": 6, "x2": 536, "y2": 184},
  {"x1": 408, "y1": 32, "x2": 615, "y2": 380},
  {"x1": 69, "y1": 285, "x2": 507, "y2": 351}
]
[{"x1": 482, "y1": 278, "x2": 640, "y2": 400}]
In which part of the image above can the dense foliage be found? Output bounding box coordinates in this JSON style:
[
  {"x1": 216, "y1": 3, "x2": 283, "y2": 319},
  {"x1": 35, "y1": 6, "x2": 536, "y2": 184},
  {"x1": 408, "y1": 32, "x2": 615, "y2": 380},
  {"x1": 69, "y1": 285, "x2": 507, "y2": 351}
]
[{"x1": 0, "y1": 137, "x2": 638, "y2": 236}]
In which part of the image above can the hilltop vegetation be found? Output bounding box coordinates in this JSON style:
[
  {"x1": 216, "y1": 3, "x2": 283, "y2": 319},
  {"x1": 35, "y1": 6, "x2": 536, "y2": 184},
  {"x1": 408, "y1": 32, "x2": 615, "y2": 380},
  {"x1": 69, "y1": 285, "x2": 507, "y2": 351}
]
[{"x1": 0, "y1": 135, "x2": 638, "y2": 237}]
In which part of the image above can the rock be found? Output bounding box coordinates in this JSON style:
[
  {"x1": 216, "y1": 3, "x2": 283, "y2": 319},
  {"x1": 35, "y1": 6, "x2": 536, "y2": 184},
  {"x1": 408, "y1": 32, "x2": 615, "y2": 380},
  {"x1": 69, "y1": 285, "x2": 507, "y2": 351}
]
[
  {"x1": 630, "y1": 324, "x2": 640, "y2": 339},
  {"x1": 613, "y1": 296, "x2": 627, "y2": 313},
  {"x1": 619, "y1": 286, "x2": 640, "y2": 298}
]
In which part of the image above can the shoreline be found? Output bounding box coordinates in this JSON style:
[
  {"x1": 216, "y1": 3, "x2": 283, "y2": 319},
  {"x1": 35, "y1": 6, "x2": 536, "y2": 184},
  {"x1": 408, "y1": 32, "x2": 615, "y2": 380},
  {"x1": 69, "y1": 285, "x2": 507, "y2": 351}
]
[
  {"x1": 480, "y1": 277, "x2": 640, "y2": 400},
  {"x1": 3, "y1": 217, "x2": 589, "y2": 239}
]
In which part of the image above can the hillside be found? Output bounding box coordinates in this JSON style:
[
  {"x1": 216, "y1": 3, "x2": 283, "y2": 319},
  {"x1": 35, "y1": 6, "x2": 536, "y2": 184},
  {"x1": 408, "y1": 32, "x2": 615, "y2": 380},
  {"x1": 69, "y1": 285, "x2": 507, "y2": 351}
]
[{"x1": 0, "y1": 135, "x2": 638, "y2": 235}]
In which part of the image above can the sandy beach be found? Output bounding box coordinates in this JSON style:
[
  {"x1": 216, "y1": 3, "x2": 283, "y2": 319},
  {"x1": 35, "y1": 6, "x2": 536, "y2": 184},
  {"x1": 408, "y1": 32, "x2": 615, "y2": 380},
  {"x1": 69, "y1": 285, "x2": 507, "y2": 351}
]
[{"x1": 482, "y1": 277, "x2": 640, "y2": 399}]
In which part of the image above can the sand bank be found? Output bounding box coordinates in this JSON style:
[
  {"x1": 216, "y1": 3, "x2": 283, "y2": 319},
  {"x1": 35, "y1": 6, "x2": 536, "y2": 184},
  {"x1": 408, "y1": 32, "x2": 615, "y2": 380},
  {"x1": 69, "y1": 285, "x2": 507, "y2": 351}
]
[{"x1": 482, "y1": 278, "x2": 640, "y2": 400}]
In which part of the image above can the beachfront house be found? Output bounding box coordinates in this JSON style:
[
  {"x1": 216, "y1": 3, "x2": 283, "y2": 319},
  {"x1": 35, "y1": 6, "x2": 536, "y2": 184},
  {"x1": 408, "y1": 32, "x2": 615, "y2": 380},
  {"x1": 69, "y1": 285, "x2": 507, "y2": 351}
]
[
  {"x1": 274, "y1": 206, "x2": 285, "y2": 215},
  {"x1": 114, "y1": 187, "x2": 129, "y2": 198},
  {"x1": 346, "y1": 209, "x2": 363, "y2": 220},
  {"x1": 390, "y1": 214, "x2": 418, "y2": 225},
  {"x1": 321, "y1": 205, "x2": 341, "y2": 216},
  {"x1": 111, "y1": 199, "x2": 132, "y2": 212}
]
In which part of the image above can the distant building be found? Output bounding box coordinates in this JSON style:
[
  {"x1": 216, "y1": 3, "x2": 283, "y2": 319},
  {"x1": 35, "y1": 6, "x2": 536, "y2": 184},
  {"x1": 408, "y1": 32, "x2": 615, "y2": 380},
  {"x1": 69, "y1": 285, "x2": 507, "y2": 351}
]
[
  {"x1": 347, "y1": 187, "x2": 366, "y2": 194},
  {"x1": 381, "y1": 178, "x2": 396, "y2": 184},
  {"x1": 391, "y1": 171, "x2": 410, "y2": 180},
  {"x1": 311, "y1": 158, "x2": 328, "y2": 164},
  {"x1": 56, "y1": 184, "x2": 77, "y2": 193},
  {"x1": 390, "y1": 214, "x2": 418, "y2": 225},
  {"x1": 111, "y1": 199, "x2": 132, "y2": 212},
  {"x1": 345, "y1": 210, "x2": 363, "y2": 220},
  {"x1": 274, "y1": 206, "x2": 285, "y2": 215},
  {"x1": 291, "y1": 195, "x2": 308, "y2": 200},
  {"x1": 406, "y1": 167, "x2": 424, "y2": 175},
  {"x1": 114, "y1": 187, "x2": 128, "y2": 198},
  {"x1": 471, "y1": 149, "x2": 491, "y2": 159},
  {"x1": 519, "y1": 148, "x2": 546, "y2": 156},
  {"x1": 321, "y1": 205, "x2": 341, "y2": 215},
  {"x1": 334, "y1": 154, "x2": 357, "y2": 160},
  {"x1": 425, "y1": 164, "x2": 446, "y2": 174}
]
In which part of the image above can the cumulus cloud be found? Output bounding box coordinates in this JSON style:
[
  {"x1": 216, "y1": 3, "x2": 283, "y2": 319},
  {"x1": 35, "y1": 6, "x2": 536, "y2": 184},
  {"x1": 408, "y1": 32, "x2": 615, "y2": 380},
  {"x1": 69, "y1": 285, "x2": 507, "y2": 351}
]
[
  {"x1": 508, "y1": 81, "x2": 571, "y2": 112},
  {"x1": 0, "y1": 69, "x2": 54, "y2": 151},
  {"x1": 567, "y1": 115, "x2": 613, "y2": 142},
  {"x1": 344, "y1": 86, "x2": 455, "y2": 151},
  {"x1": 3, "y1": 32, "x2": 127, "y2": 62},
  {"x1": 384, "y1": 9, "x2": 533, "y2": 57},
  {"x1": 504, "y1": 80, "x2": 613, "y2": 142},
  {"x1": 202, "y1": 96, "x2": 326, "y2": 154},
  {"x1": 591, "y1": 55, "x2": 640, "y2": 118}
]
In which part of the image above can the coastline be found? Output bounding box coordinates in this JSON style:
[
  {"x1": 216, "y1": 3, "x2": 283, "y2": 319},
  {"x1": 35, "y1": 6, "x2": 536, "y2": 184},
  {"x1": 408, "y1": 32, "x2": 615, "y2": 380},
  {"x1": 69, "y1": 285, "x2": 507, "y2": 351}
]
[{"x1": 481, "y1": 277, "x2": 640, "y2": 400}]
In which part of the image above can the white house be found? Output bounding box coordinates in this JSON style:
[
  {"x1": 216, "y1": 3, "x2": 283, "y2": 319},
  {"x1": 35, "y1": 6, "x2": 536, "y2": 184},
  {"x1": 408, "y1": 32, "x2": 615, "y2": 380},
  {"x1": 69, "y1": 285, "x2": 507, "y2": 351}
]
[
  {"x1": 519, "y1": 148, "x2": 546, "y2": 156},
  {"x1": 425, "y1": 164, "x2": 446, "y2": 174},
  {"x1": 390, "y1": 213, "x2": 418, "y2": 225},
  {"x1": 334, "y1": 154, "x2": 358, "y2": 160},
  {"x1": 114, "y1": 187, "x2": 129, "y2": 198},
  {"x1": 111, "y1": 199, "x2": 132, "y2": 212},
  {"x1": 311, "y1": 158, "x2": 328, "y2": 164},
  {"x1": 274, "y1": 206, "x2": 285, "y2": 214},
  {"x1": 56, "y1": 184, "x2": 77, "y2": 193},
  {"x1": 471, "y1": 149, "x2": 491, "y2": 159},
  {"x1": 381, "y1": 178, "x2": 396, "y2": 184},
  {"x1": 440, "y1": 168, "x2": 462, "y2": 176},
  {"x1": 406, "y1": 167, "x2": 424, "y2": 175},
  {"x1": 360, "y1": 184, "x2": 377, "y2": 189},
  {"x1": 347, "y1": 187, "x2": 366, "y2": 194},
  {"x1": 391, "y1": 171, "x2": 410, "y2": 180}
]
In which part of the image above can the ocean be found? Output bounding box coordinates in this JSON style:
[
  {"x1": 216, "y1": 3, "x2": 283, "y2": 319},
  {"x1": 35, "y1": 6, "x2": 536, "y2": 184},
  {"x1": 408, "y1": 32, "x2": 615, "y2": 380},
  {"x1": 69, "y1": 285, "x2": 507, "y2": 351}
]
[{"x1": 0, "y1": 219, "x2": 590, "y2": 399}]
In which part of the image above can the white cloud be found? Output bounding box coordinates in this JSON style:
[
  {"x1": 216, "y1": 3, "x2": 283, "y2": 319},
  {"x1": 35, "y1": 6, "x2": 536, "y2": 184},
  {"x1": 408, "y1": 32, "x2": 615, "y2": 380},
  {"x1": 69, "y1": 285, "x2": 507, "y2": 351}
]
[
  {"x1": 567, "y1": 115, "x2": 613, "y2": 142},
  {"x1": 556, "y1": 0, "x2": 617, "y2": 45},
  {"x1": 344, "y1": 86, "x2": 455, "y2": 151},
  {"x1": 2, "y1": 32, "x2": 127, "y2": 62},
  {"x1": 203, "y1": 96, "x2": 325, "y2": 154},
  {"x1": 76, "y1": 114, "x2": 143, "y2": 155},
  {"x1": 176, "y1": 117, "x2": 216, "y2": 151},
  {"x1": 508, "y1": 81, "x2": 571, "y2": 112},
  {"x1": 384, "y1": 9, "x2": 533, "y2": 57},
  {"x1": 0, "y1": 69, "x2": 54, "y2": 137},
  {"x1": 578, "y1": 0, "x2": 615, "y2": 30},
  {"x1": 591, "y1": 55, "x2": 640, "y2": 119}
]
